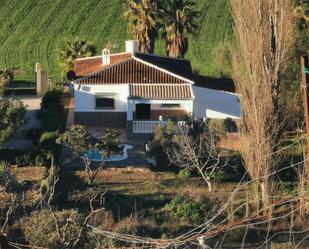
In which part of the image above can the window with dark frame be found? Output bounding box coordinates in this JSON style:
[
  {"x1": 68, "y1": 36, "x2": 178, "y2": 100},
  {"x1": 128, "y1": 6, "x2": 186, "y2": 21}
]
[
  {"x1": 160, "y1": 103, "x2": 181, "y2": 108},
  {"x1": 95, "y1": 94, "x2": 115, "y2": 109}
]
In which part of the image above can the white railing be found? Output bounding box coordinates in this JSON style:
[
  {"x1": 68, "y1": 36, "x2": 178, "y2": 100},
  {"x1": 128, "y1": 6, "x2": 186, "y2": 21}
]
[{"x1": 133, "y1": 120, "x2": 167, "y2": 133}]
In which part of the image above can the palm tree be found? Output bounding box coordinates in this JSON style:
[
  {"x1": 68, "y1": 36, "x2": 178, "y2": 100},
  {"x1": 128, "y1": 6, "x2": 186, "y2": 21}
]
[
  {"x1": 59, "y1": 37, "x2": 96, "y2": 76},
  {"x1": 160, "y1": 0, "x2": 199, "y2": 58},
  {"x1": 124, "y1": 0, "x2": 158, "y2": 54}
]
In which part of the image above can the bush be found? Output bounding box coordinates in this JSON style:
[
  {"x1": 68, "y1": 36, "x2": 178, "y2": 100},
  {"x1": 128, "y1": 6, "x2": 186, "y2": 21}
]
[
  {"x1": 40, "y1": 90, "x2": 64, "y2": 132},
  {"x1": 39, "y1": 131, "x2": 61, "y2": 164},
  {"x1": 20, "y1": 209, "x2": 93, "y2": 249},
  {"x1": 147, "y1": 120, "x2": 175, "y2": 170},
  {"x1": 178, "y1": 168, "x2": 192, "y2": 179},
  {"x1": 0, "y1": 161, "x2": 18, "y2": 192},
  {"x1": 270, "y1": 242, "x2": 294, "y2": 249},
  {"x1": 35, "y1": 154, "x2": 49, "y2": 167},
  {"x1": 162, "y1": 196, "x2": 209, "y2": 224},
  {"x1": 15, "y1": 153, "x2": 33, "y2": 167},
  {"x1": 207, "y1": 119, "x2": 227, "y2": 138}
]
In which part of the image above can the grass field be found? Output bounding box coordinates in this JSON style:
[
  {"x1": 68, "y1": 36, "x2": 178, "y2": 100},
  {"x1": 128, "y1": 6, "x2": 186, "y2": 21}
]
[{"x1": 0, "y1": 0, "x2": 233, "y2": 82}]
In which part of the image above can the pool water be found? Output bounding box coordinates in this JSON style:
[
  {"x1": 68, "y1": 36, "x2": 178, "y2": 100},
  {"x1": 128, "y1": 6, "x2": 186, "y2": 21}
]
[{"x1": 83, "y1": 144, "x2": 133, "y2": 162}]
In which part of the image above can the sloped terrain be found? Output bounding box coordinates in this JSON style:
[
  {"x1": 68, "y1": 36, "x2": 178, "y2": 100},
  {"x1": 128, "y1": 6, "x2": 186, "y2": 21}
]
[{"x1": 0, "y1": 0, "x2": 233, "y2": 81}]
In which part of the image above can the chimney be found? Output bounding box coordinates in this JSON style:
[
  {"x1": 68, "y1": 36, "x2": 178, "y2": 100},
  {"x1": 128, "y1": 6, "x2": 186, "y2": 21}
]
[
  {"x1": 125, "y1": 40, "x2": 139, "y2": 53},
  {"x1": 102, "y1": 48, "x2": 110, "y2": 65}
]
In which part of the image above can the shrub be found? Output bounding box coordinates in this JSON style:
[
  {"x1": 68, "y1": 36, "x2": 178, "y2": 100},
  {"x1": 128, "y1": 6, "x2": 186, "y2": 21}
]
[
  {"x1": 207, "y1": 119, "x2": 227, "y2": 138},
  {"x1": 15, "y1": 153, "x2": 33, "y2": 167},
  {"x1": 162, "y1": 196, "x2": 209, "y2": 224},
  {"x1": 39, "y1": 131, "x2": 60, "y2": 165},
  {"x1": 110, "y1": 217, "x2": 139, "y2": 247},
  {"x1": 178, "y1": 168, "x2": 192, "y2": 179},
  {"x1": 20, "y1": 209, "x2": 93, "y2": 249},
  {"x1": 35, "y1": 154, "x2": 48, "y2": 167},
  {"x1": 210, "y1": 170, "x2": 233, "y2": 182},
  {"x1": 147, "y1": 120, "x2": 175, "y2": 169},
  {"x1": 270, "y1": 242, "x2": 294, "y2": 249},
  {"x1": 40, "y1": 90, "x2": 64, "y2": 132},
  {"x1": 0, "y1": 160, "x2": 18, "y2": 192}
]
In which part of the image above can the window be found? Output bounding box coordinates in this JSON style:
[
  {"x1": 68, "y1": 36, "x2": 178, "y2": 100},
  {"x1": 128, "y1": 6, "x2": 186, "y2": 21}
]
[
  {"x1": 95, "y1": 93, "x2": 115, "y2": 109},
  {"x1": 160, "y1": 103, "x2": 180, "y2": 108}
]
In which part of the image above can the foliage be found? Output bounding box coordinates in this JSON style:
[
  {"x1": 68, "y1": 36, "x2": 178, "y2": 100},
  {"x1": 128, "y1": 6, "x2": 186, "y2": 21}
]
[
  {"x1": 147, "y1": 120, "x2": 175, "y2": 169},
  {"x1": 40, "y1": 90, "x2": 64, "y2": 132},
  {"x1": 98, "y1": 129, "x2": 123, "y2": 158},
  {"x1": 39, "y1": 131, "x2": 61, "y2": 166},
  {"x1": 294, "y1": 0, "x2": 309, "y2": 31},
  {"x1": 0, "y1": 68, "x2": 13, "y2": 95},
  {"x1": 20, "y1": 209, "x2": 92, "y2": 249},
  {"x1": 160, "y1": 0, "x2": 200, "y2": 58},
  {"x1": 207, "y1": 118, "x2": 227, "y2": 138},
  {"x1": 0, "y1": 161, "x2": 18, "y2": 192},
  {"x1": 59, "y1": 37, "x2": 96, "y2": 77},
  {"x1": 178, "y1": 168, "x2": 192, "y2": 179},
  {"x1": 162, "y1": 196, "x2": 209, "y2": 224},
  {"x1": 57, "y1": 125, "x2": 123, "y2": 159},
  {"x1": 15, "y1": 153, "x2": 33, "y2": 167},
  {"x1": 56, "y1": 125, "x2": 94, "y2": 157},
  {"x1": 0, "y1": 98, "x2": 25, "y2": 144},
  {"x1": 35, "y1": 153, "x2": 49, "y2": 167},
  {"x1": 40, "y1": 165, "x2": 59, "y2": 204},
  {"x1": 124, "y1": 0, "x2": 158, "y2": 53}
]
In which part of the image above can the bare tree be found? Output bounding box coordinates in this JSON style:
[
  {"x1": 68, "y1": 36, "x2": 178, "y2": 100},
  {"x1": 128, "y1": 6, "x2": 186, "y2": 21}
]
[
  {"x1": 230, "y1": 0, "x2": 294, "y2": 212},
  {"x1": 167, "y1": 127, "x2": 230, "y2": 192},
  {"x1": 49, "y1": 188, "x2": 106, "y2": 249}
]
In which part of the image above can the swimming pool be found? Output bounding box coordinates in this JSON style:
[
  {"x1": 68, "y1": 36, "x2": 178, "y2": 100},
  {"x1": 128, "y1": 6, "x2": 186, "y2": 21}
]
[{"x1": 83, "y1": 144, "x2": 133, "y2": 162}]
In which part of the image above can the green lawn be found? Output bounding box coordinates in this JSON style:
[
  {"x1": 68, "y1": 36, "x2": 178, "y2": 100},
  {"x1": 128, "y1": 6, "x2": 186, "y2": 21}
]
[{"x1": 0, "y1": 0, "x2": 233, "y2": 82}]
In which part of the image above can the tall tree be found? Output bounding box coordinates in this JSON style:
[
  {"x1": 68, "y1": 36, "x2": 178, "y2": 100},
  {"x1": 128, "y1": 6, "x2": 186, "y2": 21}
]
[
  {"x1": 124, "y1": 0, "x2": 158, "y2": 53},
  {"x1": 230, "y1": 0, "x2": 294, "y2": 212},
  {"x1": 59, "y1": 37, "x2": 96, "y2": 76},
  {"x1": 160, "y1": 0, "x2": 199, "y2": 58}
]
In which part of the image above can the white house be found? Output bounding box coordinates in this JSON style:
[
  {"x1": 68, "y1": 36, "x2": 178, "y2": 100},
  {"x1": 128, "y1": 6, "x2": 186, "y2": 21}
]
[
  {"x1": 193, "y1": 86, "x2": 242, "y2": 120},
  {"x1": 73, "y1": 40, "x2": 194, "y2": 134},
  {"x1": 72, "y1": 40, "x2": 242, "y2": 134}
]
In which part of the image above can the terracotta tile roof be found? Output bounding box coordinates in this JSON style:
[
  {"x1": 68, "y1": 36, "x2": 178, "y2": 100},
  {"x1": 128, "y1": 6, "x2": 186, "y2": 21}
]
[
  {"x1": 74, "y1": 58, "x2": 191, "y2": 84},
  {"x1": 129, "y1": 84, "x2": 193, "y2": 99},
  {"x1": 74, "y1": 53, "x2": 132, "y2": 77}
]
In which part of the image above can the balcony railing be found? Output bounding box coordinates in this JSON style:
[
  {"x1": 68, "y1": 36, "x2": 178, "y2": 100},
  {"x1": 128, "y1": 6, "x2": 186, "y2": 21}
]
[{"x1": 132, "y1": 120, "x2": 166, "y2": 133}]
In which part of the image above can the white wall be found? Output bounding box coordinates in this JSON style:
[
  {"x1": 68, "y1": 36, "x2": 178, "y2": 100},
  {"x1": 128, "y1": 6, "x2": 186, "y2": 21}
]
[
  {"x1": 193, "y1": 86, "x2": 242, "y2": 119},
  {"x1": 74, "y1": 84, "x2": 129, "y2": 112}
]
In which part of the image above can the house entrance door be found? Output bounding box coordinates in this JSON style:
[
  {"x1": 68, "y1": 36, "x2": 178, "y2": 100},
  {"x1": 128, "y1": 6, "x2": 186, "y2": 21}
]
[{"x1": 135, "y1": 104, "x2": 151, "y2": 119}]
